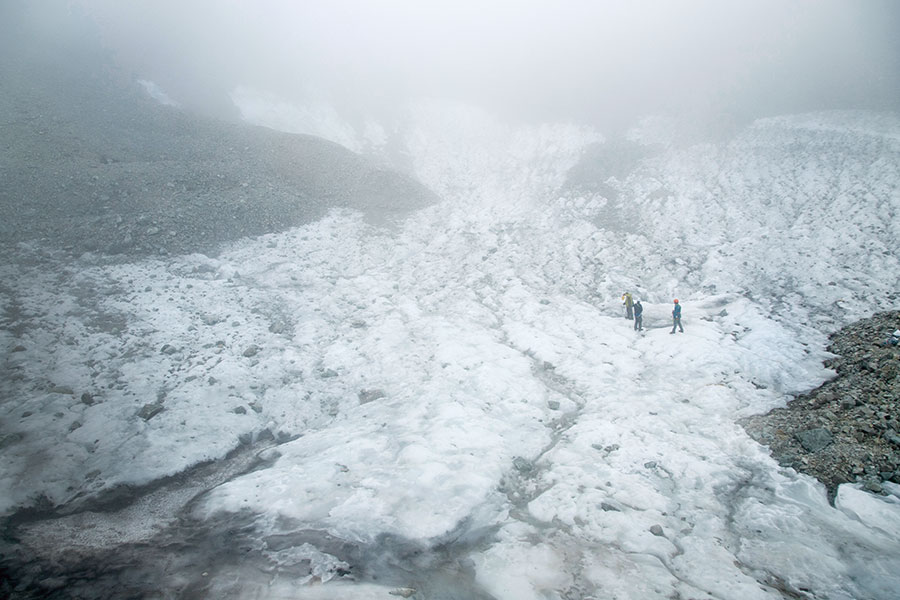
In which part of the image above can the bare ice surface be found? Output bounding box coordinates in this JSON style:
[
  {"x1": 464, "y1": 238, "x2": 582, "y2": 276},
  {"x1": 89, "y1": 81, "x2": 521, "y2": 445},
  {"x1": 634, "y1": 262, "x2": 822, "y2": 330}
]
[{"x1": 2, "y1": 106, "x2": 900, "y2": 598}]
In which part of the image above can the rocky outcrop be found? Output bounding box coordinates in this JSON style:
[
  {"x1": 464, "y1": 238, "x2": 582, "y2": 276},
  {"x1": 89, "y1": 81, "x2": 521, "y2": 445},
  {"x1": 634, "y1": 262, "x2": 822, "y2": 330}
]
[{"x1": 741, "y1": 310, "x2": 900, "y2": 500}]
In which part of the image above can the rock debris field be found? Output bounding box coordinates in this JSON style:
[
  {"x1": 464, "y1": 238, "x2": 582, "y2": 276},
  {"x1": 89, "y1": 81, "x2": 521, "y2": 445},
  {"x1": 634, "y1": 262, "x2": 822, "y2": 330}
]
[{"x1": 742, "y1": 310, "x2": 900, "y2": 501}]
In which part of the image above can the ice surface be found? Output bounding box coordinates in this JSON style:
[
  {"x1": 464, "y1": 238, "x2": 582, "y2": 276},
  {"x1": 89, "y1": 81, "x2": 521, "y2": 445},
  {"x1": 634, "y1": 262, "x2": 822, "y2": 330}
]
[{"x1": 2, "y1": 106, "x2": 900, "y2": 598}]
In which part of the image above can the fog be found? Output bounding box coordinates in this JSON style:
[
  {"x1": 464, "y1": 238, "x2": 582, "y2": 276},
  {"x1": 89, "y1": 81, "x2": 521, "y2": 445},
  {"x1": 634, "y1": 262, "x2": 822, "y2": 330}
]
[{"x1": 9, "y1": 0, "x2": 900, "y2": 133}]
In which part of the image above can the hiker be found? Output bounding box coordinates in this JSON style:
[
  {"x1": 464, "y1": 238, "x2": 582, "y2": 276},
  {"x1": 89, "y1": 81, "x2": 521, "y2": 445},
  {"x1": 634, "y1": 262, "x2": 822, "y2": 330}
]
[
  {"x1": 622, "y1": 292, "x2": 633, "y2": 320},
  {"x1": 670, "y1": 299, "x2": 684, "y2": 333},
  {"x1": 633, "y1": 300, "x2": 643, "y2": 331}
]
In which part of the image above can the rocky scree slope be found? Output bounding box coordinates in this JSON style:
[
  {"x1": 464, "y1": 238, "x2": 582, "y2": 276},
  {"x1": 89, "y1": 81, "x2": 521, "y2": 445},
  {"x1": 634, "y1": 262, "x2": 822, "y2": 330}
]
[
  {"x1": 741, "y1": 310, "x2": 900, "y2": 501},
  {"x1": 0, "y1": 35, "x2": 436, "y2": 261}
]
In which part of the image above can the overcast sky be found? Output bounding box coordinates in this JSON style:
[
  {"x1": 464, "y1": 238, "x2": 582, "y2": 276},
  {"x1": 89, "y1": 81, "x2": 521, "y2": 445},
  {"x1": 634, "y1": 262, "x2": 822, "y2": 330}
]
[{"x1": 13, "y1": 0, "x2": 900, "y2": 131}]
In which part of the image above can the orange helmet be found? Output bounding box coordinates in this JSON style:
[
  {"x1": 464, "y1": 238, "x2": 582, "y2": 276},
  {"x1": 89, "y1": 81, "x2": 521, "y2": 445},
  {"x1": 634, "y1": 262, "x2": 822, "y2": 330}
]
[{"x1": 673, "y1": 299, "x2": 679, "y2": 304}]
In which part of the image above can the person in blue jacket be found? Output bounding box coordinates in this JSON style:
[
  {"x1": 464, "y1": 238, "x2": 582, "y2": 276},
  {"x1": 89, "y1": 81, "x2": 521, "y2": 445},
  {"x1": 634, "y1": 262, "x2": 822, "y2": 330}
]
[{"x1": 670, "y1": 299, "x2": 684, "y2": 333}]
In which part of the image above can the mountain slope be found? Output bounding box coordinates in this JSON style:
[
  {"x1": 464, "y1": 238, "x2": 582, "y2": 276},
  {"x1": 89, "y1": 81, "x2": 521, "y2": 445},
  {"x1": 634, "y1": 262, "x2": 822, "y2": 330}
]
[{"x1": 0, "y1": 39, "x2": 437, "y2": 259}]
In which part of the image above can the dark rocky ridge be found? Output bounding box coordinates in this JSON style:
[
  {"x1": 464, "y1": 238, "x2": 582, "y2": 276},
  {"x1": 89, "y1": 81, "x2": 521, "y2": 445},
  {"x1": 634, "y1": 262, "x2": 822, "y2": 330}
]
[
  {"x1": 741, "y1": 310, "x2": 900, "y2": 501},
  {"x1": 0, "y1": 10, "x2": 437, "y2": 260}
]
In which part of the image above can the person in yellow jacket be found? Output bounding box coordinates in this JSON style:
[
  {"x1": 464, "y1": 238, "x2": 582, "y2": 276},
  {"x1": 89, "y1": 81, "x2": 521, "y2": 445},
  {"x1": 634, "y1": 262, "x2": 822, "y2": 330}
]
[{"x1": 622, "y1": 292, "x2": 633, "y2": 319}]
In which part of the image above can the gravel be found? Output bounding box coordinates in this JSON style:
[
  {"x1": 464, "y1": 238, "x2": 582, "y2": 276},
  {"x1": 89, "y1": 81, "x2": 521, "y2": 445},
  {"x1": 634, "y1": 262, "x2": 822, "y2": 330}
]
[
  {"x1": 741, "y1": 310, "x2": 900, "y2": 501},
  {"x1": 0, "y1": 34, "x2": 437, "y2": 262}
]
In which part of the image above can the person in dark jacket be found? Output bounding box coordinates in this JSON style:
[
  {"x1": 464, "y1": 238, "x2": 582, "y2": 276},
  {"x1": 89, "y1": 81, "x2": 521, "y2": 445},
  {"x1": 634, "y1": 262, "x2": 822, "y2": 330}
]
[
  {"x1": 670, "y1": 299, "x2": 683, "y2": 333},
  {"x1": 633, "y1": 300, "x2": 643, "y2": 331}
]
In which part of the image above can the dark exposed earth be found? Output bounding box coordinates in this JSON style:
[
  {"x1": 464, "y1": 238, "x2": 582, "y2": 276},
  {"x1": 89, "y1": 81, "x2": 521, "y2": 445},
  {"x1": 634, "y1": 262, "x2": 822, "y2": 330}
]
[{"x1": 740, "y1": 310, "x2": 900, "y2": 502}]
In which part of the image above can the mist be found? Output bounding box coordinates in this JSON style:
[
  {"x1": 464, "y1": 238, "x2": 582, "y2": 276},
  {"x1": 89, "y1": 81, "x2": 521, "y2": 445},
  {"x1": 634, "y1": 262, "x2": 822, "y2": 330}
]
[{"x1": 9, "y1": 0, "x2": 900, "y2": 134}]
